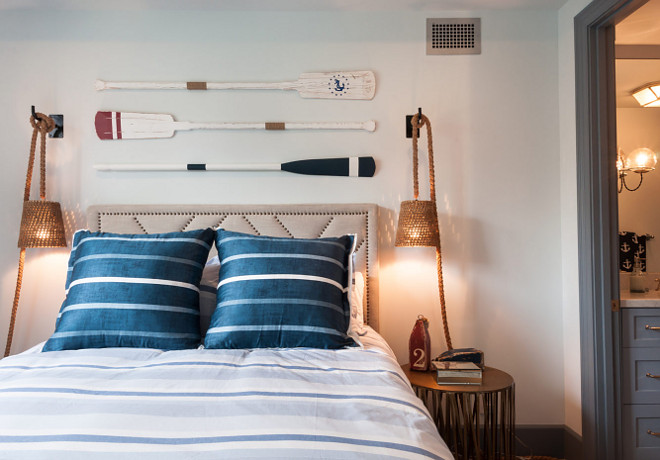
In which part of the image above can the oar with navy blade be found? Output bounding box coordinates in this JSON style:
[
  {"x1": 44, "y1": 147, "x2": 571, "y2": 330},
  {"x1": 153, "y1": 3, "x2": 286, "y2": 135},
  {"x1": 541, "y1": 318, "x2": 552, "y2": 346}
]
[{"x1": 94, "y1": 157, "x2": 376, "y2": 178}]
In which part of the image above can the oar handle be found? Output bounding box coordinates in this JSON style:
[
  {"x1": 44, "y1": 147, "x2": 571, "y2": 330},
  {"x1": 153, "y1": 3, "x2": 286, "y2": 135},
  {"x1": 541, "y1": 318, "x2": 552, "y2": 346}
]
[
  {"x1": 177, "y1": 121, "x2": 376, "y2": 132},
  {"x1": 96, "y1": 80, "x2": 296, "y2": 91}
]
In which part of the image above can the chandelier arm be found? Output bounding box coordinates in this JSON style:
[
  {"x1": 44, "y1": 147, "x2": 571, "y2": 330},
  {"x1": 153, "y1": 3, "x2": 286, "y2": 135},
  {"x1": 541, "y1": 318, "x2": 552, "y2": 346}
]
[{"x1": 623, "y1": 172, "x2": 644, "y2": 192}]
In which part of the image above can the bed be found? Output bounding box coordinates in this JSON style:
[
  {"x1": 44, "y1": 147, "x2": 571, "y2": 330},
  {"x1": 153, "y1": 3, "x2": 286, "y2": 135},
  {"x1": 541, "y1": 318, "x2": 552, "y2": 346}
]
[{"x1": 0, "y1": 204, "x2": 453, "y2": 460}]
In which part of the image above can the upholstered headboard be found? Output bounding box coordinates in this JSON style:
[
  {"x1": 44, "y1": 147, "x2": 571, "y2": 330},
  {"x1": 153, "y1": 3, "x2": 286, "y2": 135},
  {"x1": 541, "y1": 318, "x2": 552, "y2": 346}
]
[{"x1": 86, "y1": 204, "x2": 379, "y2": 330}]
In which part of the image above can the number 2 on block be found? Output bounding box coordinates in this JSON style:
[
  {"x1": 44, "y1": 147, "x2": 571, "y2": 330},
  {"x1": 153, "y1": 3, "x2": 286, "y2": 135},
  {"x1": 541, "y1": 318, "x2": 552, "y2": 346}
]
[{"x1": 413, "y1": 348, "x2": 426, "y2": 368}]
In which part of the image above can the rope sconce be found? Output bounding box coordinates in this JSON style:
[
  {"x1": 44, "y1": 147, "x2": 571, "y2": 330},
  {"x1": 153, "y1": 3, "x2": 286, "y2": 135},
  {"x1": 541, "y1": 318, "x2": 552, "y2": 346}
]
[
  {"x1": 4, "y1": 109, "x2": 66, "y2": 357},
  {"x1": 395, "y1": 110, "x2": 453, "y2": 351}
]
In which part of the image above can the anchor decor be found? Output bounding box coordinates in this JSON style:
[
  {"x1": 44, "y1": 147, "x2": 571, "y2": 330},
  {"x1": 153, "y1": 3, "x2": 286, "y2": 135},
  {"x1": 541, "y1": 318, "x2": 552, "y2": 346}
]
[
  {"x1": 619, "y1": 231, "x2": 649, "y2": 273},
  {"x1": 329, "y1": 74, "x2": 350, "y2": 97}
]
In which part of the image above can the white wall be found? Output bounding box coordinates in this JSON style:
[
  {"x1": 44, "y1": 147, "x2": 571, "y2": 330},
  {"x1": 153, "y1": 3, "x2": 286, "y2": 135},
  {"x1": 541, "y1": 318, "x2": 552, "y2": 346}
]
[
  {"x1": 0, "y1": 7, "x2": 563, "y2": 425},
  {"x1": 617, "y1": 108, "x2": 660, "y2": 272},
  {"x1": 558, "y1": 0, "x2": 591, "y2": 437}
]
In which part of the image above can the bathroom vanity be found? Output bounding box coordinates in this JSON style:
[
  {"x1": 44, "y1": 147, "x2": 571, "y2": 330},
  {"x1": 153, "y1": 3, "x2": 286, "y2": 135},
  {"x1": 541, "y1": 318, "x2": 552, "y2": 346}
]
[{"x1": 620, "y1": 291, "x2": 660, "y2": 459}]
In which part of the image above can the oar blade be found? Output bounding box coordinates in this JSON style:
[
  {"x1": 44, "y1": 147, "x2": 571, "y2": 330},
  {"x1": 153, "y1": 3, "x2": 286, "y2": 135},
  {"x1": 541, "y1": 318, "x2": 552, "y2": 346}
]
[
  {"x1": 296, "y1": 71, "x2": 375, "y2": 100},
  {"x1": 95, "y1": 111, "x2": 176, "y2": 140},
  {"x1": 281, "y1": 156, "x2": 375, "y2": 177}
]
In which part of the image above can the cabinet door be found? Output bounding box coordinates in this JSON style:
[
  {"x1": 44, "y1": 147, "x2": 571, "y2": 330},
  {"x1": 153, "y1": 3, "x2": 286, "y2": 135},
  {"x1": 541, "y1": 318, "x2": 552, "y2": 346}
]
[
  {"x1": 623, "y1": 309, "x2": 660, "y2": 347},
  {"x1": 623, "y1": 348, "x2": 660, "y2": 404},
  {"x1": 623, "y1": 405, "x2": 660, "y2": 460}
]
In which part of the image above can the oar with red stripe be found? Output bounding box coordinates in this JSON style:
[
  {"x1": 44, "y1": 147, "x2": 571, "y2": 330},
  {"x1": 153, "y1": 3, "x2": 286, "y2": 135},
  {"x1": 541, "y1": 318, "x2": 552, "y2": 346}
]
[{"x1": 95, "y1": 111, "x2": 376, "y2": 140}]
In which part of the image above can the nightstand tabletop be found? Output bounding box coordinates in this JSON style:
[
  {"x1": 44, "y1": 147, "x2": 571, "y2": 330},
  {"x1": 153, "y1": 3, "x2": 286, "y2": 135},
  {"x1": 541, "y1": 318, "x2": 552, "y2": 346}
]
[{"x1": 402, "y1": 364, "x2": 514, "y2": 393}]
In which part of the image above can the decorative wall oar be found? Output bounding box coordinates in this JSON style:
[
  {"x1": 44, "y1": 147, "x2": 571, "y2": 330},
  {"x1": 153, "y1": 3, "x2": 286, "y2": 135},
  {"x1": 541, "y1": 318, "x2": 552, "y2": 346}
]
[
  {"x1": 95, "y1": 112, "x2": 376, "y2": 140},
  {"x1": 94, "y1": 156, "x2": 376, "y2": 178},
  {"x1": 96, "y1": 71, "x2": 376, "y2": 100}
]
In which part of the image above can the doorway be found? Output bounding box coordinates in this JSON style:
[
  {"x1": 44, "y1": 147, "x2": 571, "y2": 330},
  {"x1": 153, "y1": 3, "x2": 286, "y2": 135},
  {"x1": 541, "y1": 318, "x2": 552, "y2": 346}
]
[{"x1": 574, "y1": 0, "x2": 652, "y2": 459}]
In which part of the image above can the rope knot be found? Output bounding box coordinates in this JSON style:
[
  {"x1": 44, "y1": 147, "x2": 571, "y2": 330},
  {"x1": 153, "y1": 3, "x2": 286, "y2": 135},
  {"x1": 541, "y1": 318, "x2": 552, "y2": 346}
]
[
  {"x1": 25, "y1": 113, "x2": 55, "y2": 202},
  {"x1": 30, "y1": 113, "x2": 56, "y2": 134}
]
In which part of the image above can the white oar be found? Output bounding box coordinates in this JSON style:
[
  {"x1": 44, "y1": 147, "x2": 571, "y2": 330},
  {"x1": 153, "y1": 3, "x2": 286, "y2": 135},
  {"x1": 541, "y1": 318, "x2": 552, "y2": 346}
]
[
  {"x1": 95, "y1": 111, "x2": 376, "y2": 140},
  {"x1": 95, "y1": 71, "x2": 375, "y2": 100},
  {"x1": 94, "y1": 156, "x2": 376, "y2": 177}
]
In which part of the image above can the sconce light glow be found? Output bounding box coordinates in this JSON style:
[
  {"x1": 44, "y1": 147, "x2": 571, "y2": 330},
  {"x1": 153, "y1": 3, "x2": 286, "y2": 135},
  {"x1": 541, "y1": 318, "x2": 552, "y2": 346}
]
[
  {"x1": 626, "y1": 147, "x2": 658, "y2": 173},
  {"x1": 36, "y1": 229, "x2": 50, "y2": 240},
  {"x1": 616, "y1": 151, "x2": 625, "y2": 171},
  {"x1": 632, "y1": 82, "x2": 660, "y2": 107}
]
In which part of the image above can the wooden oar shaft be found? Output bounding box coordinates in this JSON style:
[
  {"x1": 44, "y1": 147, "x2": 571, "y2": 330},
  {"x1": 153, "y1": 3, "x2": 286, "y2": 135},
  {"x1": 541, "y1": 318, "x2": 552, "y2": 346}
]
[
  {"x1": 175, "y1": 121, "x2": 375, "y2": 131},
  {"x1": 95, "y1": 163, "x2": 281, "y2": 171},
  {"x1": 96, "y1": 80, "x2": 296, "y2": 91}
]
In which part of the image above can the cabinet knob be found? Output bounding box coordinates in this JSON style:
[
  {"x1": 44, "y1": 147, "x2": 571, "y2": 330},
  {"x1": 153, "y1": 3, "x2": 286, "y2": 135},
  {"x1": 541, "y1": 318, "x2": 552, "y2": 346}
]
[
  {"x1": 644, "y1": 324, "x2": 660, "y2": 331},
  {"x1": 648, "y1": 429, "x2": 660, "y2": 438},
  {"x1": 646, "y1": 372, "x2": 660, "y2": 379}
]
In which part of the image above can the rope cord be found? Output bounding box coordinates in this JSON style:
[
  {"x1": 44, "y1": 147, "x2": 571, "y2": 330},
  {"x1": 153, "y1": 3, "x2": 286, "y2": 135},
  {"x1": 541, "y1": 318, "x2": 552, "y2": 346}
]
[
  {"x1": 25, "y1": 113, "x2": 55, "y2": 201},
  {"x1": 5, "y1": 114, "x2": 55, "y2": 357},
  {"x1": 410, "y1": 113, "x2": 453, "y2": 350},
  {"x1": 5, "y1": 249, "x2": 26, "y2": 357},
  {"x1": 411, "y1": 114, "x2": 435, "y2": 202}
]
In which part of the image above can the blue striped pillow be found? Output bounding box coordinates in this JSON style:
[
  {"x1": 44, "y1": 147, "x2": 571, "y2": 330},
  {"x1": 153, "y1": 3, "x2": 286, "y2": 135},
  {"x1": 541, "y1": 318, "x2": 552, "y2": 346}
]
[
  {"x1": 204, "y1": 229, "x2": 357, "y2": 349},
  {"x1": 43, "y1": 228, "x2": 215, "y2": 352}
]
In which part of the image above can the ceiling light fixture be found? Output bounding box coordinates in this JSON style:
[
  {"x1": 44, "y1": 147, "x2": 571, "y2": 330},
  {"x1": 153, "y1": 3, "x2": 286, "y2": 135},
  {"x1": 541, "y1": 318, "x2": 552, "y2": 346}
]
[{"x1": 632, "y1": 82, "x2": 660, "y2": 107}]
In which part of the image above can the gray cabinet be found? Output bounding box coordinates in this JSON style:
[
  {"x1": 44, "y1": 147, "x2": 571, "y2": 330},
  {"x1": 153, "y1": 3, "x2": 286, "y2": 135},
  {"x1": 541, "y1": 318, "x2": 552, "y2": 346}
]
[{"x1": 622, "y1": 308, "x2": 660, "y2": 460}]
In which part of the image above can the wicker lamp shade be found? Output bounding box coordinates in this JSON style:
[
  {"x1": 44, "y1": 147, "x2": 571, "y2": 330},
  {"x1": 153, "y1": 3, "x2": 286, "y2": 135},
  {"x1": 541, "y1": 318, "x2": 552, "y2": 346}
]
[
  {"x1": 18, "y1": 200, "x2": 66, "y2": 248},
  {"x1": 395, "y1": 200, "x2": 440, "y2": 248}
]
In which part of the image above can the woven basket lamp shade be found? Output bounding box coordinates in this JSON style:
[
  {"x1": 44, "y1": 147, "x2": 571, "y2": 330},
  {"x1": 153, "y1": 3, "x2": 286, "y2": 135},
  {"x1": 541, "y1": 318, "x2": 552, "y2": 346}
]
[
  {"x1": 395, "y1": 200, "x2": 440, "y2": 248},
  {"x1": 396, "y1": 112, "x2": 453, "y2": 351},
  {"x1": 5, "y1": 112, "x2": 66, "y2": 358},
  {"x1": 18, "y1": 201, "x2": 66, "y2": 248}
]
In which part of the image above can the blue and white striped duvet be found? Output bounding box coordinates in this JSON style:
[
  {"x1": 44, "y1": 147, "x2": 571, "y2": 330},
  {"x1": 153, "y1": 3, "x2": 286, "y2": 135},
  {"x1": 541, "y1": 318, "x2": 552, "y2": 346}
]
[{"x1": 0, "y1": 328, "x2": 452, "y2": 460}]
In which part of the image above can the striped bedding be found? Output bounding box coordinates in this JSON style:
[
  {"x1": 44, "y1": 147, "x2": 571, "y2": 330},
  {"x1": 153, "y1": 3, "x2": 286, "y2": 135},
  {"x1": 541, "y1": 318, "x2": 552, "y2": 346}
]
[{"x1": 0, "y1": 328, "x2": 453, "y2": 460}]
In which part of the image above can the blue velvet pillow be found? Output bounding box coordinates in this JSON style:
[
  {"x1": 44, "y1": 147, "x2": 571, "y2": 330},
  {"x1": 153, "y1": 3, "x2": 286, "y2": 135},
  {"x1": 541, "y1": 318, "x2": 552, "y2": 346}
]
[
  {"x1": 204, "y1": 229, "x2": 356, "y2": 349},
  {"x1": 43, "y1": 228, "x2": 215, "y2": 352}
]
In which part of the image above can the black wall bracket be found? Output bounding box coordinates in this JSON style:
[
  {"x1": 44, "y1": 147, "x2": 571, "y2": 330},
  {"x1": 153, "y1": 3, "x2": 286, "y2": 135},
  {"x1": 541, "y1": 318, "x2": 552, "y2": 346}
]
[
  {"x1": 405, "y1": 107, "x2": 423, "y2": 138},
  {"x1": 48, "y1": 114, "x2": 64, "y2": 138}
]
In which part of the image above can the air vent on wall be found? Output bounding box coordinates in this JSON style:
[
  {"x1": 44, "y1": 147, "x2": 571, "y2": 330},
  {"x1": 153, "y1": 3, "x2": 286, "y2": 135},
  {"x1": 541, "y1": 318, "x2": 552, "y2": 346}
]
[{"x1": 426, "y1": 18, "x2": 481, "y2": 55}]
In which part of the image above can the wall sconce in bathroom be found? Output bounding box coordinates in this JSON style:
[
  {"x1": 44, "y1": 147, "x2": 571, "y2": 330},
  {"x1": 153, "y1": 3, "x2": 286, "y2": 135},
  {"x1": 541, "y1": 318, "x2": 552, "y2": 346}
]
[
  {"x1": 617, "y1": 147, "x2": 657, "y2": 192},
  {"x1": 632, "y1": 82, "x2": 660, "y2": 107}
]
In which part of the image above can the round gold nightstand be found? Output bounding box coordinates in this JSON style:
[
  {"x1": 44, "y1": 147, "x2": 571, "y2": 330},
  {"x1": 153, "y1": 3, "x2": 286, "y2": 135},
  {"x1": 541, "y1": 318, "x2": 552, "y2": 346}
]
[{"x1": 403, "y1": 364, "x2": 515, "y2": 460}]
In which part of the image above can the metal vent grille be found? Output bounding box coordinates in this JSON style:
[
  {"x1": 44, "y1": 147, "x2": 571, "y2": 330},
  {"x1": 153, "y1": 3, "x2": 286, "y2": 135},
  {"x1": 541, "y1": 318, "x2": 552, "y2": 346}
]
[{"x1": 427, "y1": 18, "x2": 481, "y2": 55}]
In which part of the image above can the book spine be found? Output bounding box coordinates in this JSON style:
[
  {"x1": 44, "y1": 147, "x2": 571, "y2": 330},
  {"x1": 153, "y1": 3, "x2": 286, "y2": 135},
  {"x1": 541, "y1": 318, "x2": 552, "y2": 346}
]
[
  {"x1": 436, "y1": 376, "x2": 483, "y2": 385},
  {"x1": 436, "y1": 371, "x2": 483, "y2": 378}
]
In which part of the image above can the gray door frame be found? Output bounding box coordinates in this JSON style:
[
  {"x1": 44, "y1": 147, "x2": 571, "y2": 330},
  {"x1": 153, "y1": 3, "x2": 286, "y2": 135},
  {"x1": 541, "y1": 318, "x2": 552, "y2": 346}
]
[{"x1": 574, "y1": 0, "x2": 649, "y2": 459}]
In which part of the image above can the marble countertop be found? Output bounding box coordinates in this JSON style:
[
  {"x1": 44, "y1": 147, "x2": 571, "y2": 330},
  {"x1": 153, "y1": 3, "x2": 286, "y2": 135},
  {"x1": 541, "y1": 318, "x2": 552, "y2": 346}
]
[{"x1": 621, "y1": 291, "x2": 660, "y2": 308}]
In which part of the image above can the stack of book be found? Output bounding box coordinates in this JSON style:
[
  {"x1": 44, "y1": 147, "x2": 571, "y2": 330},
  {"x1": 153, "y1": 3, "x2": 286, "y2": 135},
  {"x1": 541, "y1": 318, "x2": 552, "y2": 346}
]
[{"x1": 431, "y1": 361, "x2": 483, "y2": 385}]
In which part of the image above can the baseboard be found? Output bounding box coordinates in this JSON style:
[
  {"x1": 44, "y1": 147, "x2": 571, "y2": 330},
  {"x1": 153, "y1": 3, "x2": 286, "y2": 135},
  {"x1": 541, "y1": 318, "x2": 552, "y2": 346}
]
[
  {"x1": 515, "y1": 424, "x2": 583, "y2": 459},
  {"x1": 563, "y1": 425, "x2": 583, "y2": 460}
]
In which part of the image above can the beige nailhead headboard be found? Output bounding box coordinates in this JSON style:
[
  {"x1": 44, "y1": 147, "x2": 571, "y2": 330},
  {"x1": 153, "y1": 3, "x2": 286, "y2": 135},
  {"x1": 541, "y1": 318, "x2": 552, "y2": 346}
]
[{"x1": 86, "y1": 204, "x2": 379, "y2": 331}]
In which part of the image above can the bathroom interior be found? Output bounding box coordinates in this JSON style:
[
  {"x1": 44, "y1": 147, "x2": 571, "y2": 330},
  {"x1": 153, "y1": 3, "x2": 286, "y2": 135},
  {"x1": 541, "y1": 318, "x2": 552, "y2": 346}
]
[{"x1": 617, "y1": 0, "x2": 660, "y2": 305}]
